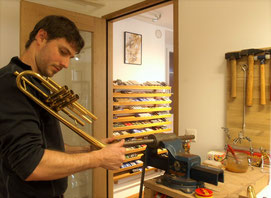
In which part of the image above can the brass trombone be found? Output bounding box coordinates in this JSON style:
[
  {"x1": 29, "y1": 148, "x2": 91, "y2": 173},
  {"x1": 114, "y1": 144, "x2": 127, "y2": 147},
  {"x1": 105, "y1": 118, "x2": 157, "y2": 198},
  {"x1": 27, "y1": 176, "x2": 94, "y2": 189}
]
[{"x1": 14, "y1": 70, "x2": 105, "y2": 149}]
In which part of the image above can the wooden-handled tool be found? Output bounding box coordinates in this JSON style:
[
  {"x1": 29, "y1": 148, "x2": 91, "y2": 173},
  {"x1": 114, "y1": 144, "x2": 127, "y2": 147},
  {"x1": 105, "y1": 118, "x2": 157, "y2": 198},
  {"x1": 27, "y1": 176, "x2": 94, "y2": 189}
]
[
  {"x1": 240, "y1": 49, "x2": 264, "y2": 106},
  {"x1": 254, "y1": 54, "x2": 270, "y2": 105},
  {"x1": 265, "y1": 50, "x2": 271, "y2": 101},
  {"x1": 225, "y1": 52, "x2": 241, "y2": 98}
]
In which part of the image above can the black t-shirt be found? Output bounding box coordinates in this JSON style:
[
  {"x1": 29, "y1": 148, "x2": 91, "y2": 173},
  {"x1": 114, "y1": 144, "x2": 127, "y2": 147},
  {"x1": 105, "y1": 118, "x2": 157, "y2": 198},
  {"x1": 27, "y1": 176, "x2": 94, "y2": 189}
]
[{"x1": 0, "y1": 57, "x2": 67, "y2": 198}]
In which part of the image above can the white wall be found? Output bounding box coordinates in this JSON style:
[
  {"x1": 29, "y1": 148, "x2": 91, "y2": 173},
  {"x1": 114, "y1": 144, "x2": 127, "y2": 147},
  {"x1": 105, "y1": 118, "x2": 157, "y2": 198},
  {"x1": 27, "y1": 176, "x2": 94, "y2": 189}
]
[
  {"x1": 178, "y1": 0, "x2": 271, "y2": 160},
  {"x1": 1, "y1": 0, "x2": 271, "y2": 172},
  {"x1": 113, "y1": 18, "x2": 167, "y2": 83},
  {"x1": 0, "y1": 0, "x2": 20, "y2": 67}
]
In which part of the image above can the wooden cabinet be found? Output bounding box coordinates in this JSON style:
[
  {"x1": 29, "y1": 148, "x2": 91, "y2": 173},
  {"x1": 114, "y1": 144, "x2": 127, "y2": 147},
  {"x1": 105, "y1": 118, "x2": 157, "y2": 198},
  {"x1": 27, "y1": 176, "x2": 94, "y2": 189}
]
[{"x1": 112, "y1": 84, "x2": 172, "y2": 182}]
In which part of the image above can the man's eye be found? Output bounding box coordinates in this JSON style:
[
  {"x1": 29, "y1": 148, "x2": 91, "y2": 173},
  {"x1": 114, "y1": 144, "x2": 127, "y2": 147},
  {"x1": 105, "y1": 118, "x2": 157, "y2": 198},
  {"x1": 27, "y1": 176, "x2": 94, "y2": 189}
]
[{"x1": 60, "y1": 49, "x2": 68, "y2": 56}]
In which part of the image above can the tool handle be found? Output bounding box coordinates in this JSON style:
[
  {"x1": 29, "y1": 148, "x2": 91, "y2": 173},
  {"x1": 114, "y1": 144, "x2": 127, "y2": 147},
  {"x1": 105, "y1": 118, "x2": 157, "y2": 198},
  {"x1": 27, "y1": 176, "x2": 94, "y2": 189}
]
[
  {"x1": 247, "y1": 55, "x2": 254, "y2": 106},
  {"x1": 230, "y1": 59, "x2": 237, "y2": 98},
  {"x1": 227, "y1": 144, "x2": 239, "y2": 162},
  {"x1": 260, "y1": 63, "x2": 266, "y2": 105}
]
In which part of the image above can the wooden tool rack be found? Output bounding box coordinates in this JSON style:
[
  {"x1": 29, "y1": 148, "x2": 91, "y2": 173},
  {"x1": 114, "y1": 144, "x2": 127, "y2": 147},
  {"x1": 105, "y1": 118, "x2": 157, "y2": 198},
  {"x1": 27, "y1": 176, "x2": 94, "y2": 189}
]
[{"x1": 225, "y1": 47, "x2": 271, "y2": 151}]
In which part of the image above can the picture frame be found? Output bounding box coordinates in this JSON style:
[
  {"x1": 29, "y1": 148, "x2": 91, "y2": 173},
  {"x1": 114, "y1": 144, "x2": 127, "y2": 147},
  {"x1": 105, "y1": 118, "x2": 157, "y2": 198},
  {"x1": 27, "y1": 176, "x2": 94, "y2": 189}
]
[{"x1": 124, "y1": 31, "x2": 142, "y2": 65}]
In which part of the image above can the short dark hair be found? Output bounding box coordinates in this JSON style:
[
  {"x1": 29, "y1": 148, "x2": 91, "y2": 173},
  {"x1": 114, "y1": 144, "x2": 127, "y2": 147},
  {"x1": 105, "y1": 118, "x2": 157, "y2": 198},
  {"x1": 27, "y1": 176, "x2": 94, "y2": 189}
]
[{"x1": 25, "y1": 15, "x2": 84, "y2": 53}]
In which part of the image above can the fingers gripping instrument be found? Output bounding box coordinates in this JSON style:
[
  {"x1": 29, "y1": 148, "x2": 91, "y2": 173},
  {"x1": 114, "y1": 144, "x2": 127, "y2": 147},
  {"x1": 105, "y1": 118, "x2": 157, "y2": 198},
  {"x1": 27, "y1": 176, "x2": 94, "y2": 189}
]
[{"x1": 14, "y1": 70, "x2": 105, "y2": 149}]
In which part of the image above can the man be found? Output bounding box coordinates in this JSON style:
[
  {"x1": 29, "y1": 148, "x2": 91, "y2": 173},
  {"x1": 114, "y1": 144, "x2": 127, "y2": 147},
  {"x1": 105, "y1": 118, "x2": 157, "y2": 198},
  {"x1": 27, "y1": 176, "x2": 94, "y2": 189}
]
[{"x1": 0, "y1": 15, "x2": 125, "y2": 198}]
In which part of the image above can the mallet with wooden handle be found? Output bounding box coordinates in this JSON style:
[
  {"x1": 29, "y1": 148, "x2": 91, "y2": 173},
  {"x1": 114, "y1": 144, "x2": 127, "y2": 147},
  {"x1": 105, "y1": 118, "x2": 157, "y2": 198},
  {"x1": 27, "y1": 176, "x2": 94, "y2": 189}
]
[
  {"x1": 265, "y1": 50, "x2": 271, "y2": 101},
  {"x1": 240, "y1": 49, "x2": 263, "y2": 106},
  {"x1": 254, "y1": 54, "x2": 270, "y2": 105},
  {"x1": 225, "y1": 52, "x2": 241, "y2": 98}
]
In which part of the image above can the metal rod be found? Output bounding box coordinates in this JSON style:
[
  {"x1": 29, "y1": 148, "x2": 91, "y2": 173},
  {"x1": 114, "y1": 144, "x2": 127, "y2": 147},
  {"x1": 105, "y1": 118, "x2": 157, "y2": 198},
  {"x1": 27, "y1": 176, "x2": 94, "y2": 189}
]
[{"x1": 241, "y1": 65, "x2": 247, "y2": 132}]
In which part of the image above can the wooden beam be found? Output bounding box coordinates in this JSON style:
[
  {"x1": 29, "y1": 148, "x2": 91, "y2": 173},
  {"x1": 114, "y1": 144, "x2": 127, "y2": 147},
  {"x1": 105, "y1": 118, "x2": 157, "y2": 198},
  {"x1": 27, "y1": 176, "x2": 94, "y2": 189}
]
[{"x1": 102, "y1": 0, "x2": 172, "y2": 22}]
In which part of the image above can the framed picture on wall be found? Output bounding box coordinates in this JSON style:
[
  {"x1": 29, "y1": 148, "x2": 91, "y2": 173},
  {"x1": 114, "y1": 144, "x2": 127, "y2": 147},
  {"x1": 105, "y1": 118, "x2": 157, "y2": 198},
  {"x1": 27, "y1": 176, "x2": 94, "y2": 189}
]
[{"x1": 124, "y1": 31, "x2": 142, "y2": 65}]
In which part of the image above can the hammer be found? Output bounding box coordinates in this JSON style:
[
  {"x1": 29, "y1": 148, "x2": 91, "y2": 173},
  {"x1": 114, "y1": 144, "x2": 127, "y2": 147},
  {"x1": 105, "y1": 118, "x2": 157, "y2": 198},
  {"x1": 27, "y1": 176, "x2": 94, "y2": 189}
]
[
  {"x1": 225, "y1": 52, "x2": 241, "y2": 98},
  {"x1": 265, "y1": 50, "x2": 271, "y2": 101},
  {"x1": 240, "y1": 49, "x2": 264, "y2": 106},
  {"x1": 254, "y1": 54, "x2": 270, "y2": 105}
]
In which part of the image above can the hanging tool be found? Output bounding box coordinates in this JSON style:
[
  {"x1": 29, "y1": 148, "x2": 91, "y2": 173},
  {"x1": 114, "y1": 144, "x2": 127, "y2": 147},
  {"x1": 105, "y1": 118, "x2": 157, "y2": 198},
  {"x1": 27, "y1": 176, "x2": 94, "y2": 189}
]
[
  {"x1": 240, "y1": 49, "x2": 264, "y2": 106},
  {"x1": 225, "y1": 52, "x2": 241, "y2": 98},
  {"x1": 233, "y1": 65, "x2": 253, "y2": 154},
  {"x1": 265, "y1": 49, "x2": 271, "y2": 101},
  {"x1": 254, "y1": 54, "x2": 270, "y2": 105}
]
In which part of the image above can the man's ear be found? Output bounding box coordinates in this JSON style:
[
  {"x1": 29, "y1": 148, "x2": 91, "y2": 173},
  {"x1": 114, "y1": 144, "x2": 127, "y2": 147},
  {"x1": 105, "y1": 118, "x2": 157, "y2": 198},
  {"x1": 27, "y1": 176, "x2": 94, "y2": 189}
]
[{"x1": 35, "y1": 29, "x2": 48, "y2": 45}]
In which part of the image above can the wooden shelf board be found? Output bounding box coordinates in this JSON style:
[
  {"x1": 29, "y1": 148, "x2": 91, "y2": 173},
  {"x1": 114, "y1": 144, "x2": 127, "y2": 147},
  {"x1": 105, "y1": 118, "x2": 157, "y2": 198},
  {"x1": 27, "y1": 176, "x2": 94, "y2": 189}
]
[
  {"x1": 124, "y1": 154, "x2": 143, "y2": 163},
  {"x1": 114, "y1": 128, "x2": 172, "y2": 139},
  {"x1": 113, "y1": 121, "x2": 172, "y2": 131},
  {"x1": 113, "y1": 100, "x2": 172, "y2": 106},
  {"x1": 113, "y1": 163, "x2": 143, "y2": 174},
  {"x1": 113, "y1": 114, "x2": 171, "y2": 122},
  {"x1": 113, "y1": 85, "x2": 171, "y2": 90},
  {"x1": 113, "y1": 107, "x2": 171, "y2": 114},
  {"x1": 113, "y1": 93, "x2": 172, "y2": 98},
  {"x1": 125, "y1": 147, "x2": 146, "y2": 154},
  {"x1": 113, "y1": 167, "x2": 156, "y2": 182}
]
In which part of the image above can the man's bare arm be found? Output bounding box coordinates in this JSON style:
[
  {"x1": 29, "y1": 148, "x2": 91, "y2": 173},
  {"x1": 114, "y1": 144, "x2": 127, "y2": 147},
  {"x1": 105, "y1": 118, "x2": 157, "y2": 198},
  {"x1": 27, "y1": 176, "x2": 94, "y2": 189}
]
[{"x1": 25, "y1": 140, "x2": 125, "y2": 181}]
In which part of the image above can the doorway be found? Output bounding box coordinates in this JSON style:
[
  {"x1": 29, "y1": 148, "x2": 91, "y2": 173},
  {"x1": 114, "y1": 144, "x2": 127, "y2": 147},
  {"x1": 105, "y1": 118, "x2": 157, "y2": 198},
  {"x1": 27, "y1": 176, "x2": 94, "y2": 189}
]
[{"x1": 104, "y1": 1, "x2": 178, "y2": 197}]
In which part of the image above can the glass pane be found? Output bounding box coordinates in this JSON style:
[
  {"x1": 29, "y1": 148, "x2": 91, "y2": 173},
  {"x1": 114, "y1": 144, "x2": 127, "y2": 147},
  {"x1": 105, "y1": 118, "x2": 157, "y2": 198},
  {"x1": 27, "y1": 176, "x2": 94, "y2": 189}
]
[{"x1": 52, "y1": 31, "x2": 93, "y2": 198}]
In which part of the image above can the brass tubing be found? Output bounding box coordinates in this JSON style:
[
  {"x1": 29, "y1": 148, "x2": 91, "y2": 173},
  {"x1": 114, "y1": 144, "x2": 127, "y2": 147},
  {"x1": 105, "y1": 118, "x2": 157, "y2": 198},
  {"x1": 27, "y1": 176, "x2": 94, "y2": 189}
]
[
  {"x1": 65, "y1": 106, "x2": 92, "y2": 124},
  {"x1": 61, "y1": 108, "x2": 85, "y2": 126},
  {"x1": 46, "y1": 86, "x2": 68, "y2": 102},
  {"x1": 46, "y1": 77, "x2": 97, "y2": 120},
  {"x1": 14, "y1": 71, "x2": 48, "y2": 98},
  {"x1": 57, "y1": 95, "x2": 79, "y2": 111},
  {"x1": 51, "y1": 91, "x2": 74, "y2": 109},
  {"x1": 14, "y1": 71, "x2": 104, "y2": 149},
  {"x1": 47, "y1": 77, "x2": 62, "y2": 89},
  {"x1": 73, "y1": 102, "x2": 98, "y2": 120}
]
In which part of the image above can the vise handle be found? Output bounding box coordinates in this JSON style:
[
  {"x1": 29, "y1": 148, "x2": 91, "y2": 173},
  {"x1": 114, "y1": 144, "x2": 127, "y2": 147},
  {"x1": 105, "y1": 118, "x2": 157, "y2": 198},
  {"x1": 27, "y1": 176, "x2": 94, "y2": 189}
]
[{"x1": 123, "y1": 133, "x2": 195, "y2": 148}]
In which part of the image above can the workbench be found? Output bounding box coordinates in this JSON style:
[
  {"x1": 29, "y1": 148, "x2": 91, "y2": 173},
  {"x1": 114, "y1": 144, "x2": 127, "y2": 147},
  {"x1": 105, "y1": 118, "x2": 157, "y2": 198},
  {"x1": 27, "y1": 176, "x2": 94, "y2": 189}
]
[{"x1": 144, "y1": 167, "x2": 269, "y2": 198}]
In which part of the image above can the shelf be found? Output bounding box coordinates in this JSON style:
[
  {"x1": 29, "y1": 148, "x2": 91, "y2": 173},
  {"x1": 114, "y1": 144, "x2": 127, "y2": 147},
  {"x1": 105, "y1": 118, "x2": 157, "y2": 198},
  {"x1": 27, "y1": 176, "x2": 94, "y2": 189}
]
[
  {"x1": 124, "y1": 154, "x2": 144, "y2": 163},
  {"x1": 113, "y1": 167, "x2": 157, "y2": 182},
  {"x1": 113, "y1": 100, "x2": 172, "y2": 106},
  {"x1": 113, "y1": 163, "x2": 143, "y2": 174},
  {"x1": 113, "y1": 85, "x2": 171, "y2": 90},
  {"x1": 113, "y1": 114, "x2": 171, "y2": 122},
  {"x1": 113, "y1": 121, "x2": 172, "y2": 131},
  {"x1": 113, "y1": 107, "x2": 171, "y2": 114},
  {"x1": 112, "y1": 83, "x2": 172, "y2": 184},
  {"x1": 114, "y1": 128, "x2": 172, "y2": 139},
  {"x1": 125, "y1": 147, "x2": 146, "y2": 154},
  {"x1": 113, "y1": 93, "x2": 172, "y2": 98}
]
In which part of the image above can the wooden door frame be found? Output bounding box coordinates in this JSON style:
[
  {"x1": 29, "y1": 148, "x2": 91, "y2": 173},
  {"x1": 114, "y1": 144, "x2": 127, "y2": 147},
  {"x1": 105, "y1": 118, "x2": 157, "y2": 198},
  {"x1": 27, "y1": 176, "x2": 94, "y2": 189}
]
[
  {"x1": 20, "y1": 1, "x2": 107, "y2": 197},
  {"x1": 104, "y1": 0, "x2": 179, "y2": 197}
]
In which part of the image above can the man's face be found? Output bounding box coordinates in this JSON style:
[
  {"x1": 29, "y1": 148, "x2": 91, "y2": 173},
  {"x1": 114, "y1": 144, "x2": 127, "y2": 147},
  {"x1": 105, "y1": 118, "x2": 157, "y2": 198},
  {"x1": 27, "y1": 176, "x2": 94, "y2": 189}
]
[{"x1": 35, "y1": 37, "x2": 76, "y2": 77}]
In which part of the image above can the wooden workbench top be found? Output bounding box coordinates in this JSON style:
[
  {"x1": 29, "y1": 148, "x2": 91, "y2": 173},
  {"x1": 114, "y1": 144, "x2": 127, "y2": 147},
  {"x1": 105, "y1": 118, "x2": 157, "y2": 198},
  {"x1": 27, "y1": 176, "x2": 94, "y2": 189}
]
[{"x1": 144, "y1": 167, "x2": 269, "y2": 198}]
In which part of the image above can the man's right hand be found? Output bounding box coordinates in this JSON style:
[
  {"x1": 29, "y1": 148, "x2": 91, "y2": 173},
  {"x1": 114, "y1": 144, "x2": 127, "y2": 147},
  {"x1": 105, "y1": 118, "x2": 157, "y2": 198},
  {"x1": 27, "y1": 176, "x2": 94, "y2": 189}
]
[{"x1": 96, "y1": 139, "x2": 126, "y2": 170}]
